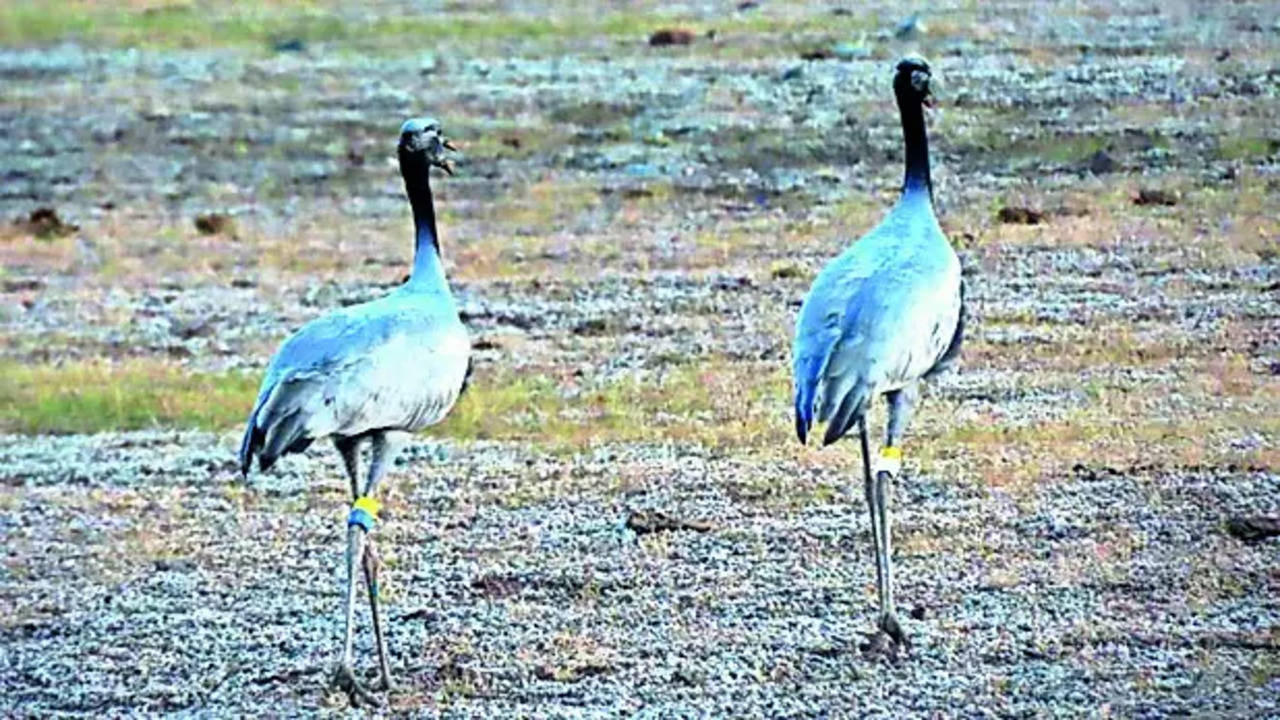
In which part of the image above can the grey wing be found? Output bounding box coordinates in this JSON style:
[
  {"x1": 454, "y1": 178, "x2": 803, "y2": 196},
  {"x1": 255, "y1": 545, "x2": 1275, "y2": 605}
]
[
  {"x1": 793, "y1": 249, "x2": 877, "y2": 444},
  {"x1": 239, "y1": 303, "x2": 470, "y2": 474},
  {"x1": 793, "y1": 243, "x2": 961, "y2": 445}
]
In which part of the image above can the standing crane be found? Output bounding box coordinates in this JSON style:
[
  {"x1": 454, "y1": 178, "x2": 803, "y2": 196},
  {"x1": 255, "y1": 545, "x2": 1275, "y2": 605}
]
[
  {"x1": 238, "y1": 118, "x2": 471, "y2": 705},
  {"x1": 792, "y1": 57, "x2": 964, "y2": 652}
]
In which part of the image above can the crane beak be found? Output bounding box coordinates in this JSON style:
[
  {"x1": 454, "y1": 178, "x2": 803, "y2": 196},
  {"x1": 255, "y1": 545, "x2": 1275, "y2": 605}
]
[
  {"x1": 439, "y1": 159, "x2": 455, "y2": 175},
  {"x1": 442, "y1": 139, "x2": 457, "y2": 152}
]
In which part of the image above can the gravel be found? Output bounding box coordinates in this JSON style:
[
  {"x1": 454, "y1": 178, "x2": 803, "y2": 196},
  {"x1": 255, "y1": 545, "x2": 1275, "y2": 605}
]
[{"x1": 2, "y1": 433, "x2": 1277, "y2": 717}]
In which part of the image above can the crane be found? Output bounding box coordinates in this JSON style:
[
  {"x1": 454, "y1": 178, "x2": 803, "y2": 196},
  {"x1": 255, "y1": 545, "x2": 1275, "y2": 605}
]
[
  {"x1": 238, "y1": 117, "x2": 471, "y2": 704},
  {"x1": 792, "y1": 57, "x2": 964, "y2": 652}
]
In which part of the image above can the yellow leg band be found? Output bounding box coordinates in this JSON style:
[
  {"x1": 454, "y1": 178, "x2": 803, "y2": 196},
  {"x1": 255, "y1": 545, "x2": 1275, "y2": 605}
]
[
  {"x1": 348, "y1": 496, "x2": 380, "y2": 531},
  {"x1": 874, "y1": 447, "x2": 903, "y2": 476},
  {"x1": 353, "y1": 496, "x2": 381, "y2": 518}
]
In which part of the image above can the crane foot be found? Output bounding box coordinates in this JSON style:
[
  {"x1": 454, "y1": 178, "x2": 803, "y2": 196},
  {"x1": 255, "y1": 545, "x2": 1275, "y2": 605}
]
[
  {"x1": 861, "y1": 613, "x2": 912, "y2": 660},
  {"x1": 332, "y1": 662, "x2": 383, "y2": 707},
  {"x1": 880, "y1": 612, "x2": 911, "y2": 650}
]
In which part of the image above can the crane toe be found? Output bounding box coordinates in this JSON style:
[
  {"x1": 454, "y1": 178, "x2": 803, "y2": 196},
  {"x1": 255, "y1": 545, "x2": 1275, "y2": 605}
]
[
  {"x1": 880, "y1": 612, "x2": 911, "y2": 650},
  {"x1": 332, "y1": 662, "x2": 383, "y2": 707}
]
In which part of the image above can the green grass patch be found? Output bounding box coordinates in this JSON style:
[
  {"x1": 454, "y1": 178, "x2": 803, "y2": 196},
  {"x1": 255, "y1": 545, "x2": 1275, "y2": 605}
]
[
  {"x1": 0, "y1": 360, "x2": 258, "y2": 434},
  {"x1": 3, "y1": 354, "x2": 1275, "y2": 483},
  {"x1": 0, "y1": 1, "x2": 880, "y2": 54},
  {"x1": 435, "y1": 360, "x2": 791, "y2": 449},
  {"x1": 1022, "y1": 134, "x2": 1108, "y2": 165},
  {"x1": 1215, "y1": 134, "x2": 1276, "y2": 162},
  {"x1": 0, "y1": 2, "x2": 625, "y2": 50},
  {"x1": 0, "y1": 356, "x2": 792, "y2": 448}
]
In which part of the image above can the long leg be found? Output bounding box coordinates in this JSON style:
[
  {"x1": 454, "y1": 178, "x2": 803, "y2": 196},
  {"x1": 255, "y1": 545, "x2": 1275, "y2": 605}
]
[
  {"x1": 876, "y1": 385, "x2": 919, "y2": 648},
  {"x1": 361, "y1": 432, "x2": 405, "y2": 691},
  {"x1": 332, "y1": 437, "x2": 380, "y2": 706},
  {"x1": 858, "y1": 423, "x2": 889, "y2": 633}
]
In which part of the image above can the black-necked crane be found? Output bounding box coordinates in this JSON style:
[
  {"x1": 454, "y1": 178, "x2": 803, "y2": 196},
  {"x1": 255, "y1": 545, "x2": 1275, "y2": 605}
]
[
  {"x1": 792, "y1": 57, "x2": 964, "y2": 651},
  {"x1": 238, "y1": 117, "x2": 471, "y2": 704}
]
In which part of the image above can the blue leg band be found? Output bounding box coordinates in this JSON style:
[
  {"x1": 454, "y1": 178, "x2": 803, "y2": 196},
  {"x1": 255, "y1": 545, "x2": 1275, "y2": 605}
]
[{"x1": 348, "y1": 508, "x2": 375, "y2": 532}]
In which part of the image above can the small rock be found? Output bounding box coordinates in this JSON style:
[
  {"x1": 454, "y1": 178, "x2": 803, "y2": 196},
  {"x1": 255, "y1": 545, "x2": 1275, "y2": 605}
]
[
  {"x1": 194, "y1": 213, "x2": 235, "y2": 236},
  {"x1": 470, "y1": 573, "x2": 522, "y2": 599},
  {"x1": 997, "y1": 206, "x2": 1046, "y2": 224},
  {"x1": 769, "y1": 261, "x2": 807, "y2": 280},
  {"x1": 800, "y1": 47, "x2": 835, "y2": 61},
  {"x1": 229, "y1": 277, "x2": 256, "y2": 289},
  {"x1": 713, "y1": 275, "x2": 753, "y2": 291},
  {"x1": 626, "y1": 510, "x2": 714, "y2": 535},
  {"x1": 171, "y1": 318, "x2": 212, "y2": 340},
  {"x1": 534, "y1": 660, "x2": 610, "y2": 683},
  {"x1": 1216, "y1": 49, "x2": 1231, "y2": 62},
  {"x1": 1133, "y1": 189, "x2": 1179, "y2": 206},
  {"x1": 572, "y1": 318, "x2": 610, "y2": 336},
  {"x1": 649, "y1": 29, "x2": 696, "y2": 47},
  {"x1": 1225, "y1": 516, "x2": 1280, "y2": 542},
  {"x1": 910, "y1": 606, "x2": 926, "y2": 620},
  {"x1": 397, "y1": 607, "x2": 438, "y2": 623},
  {"x1": 736, "y1": 1, "x2": 759, "y2": 10},
  {"x1": 270, "y1": 38, "x2": 306, "y2": 53},
  {"x1": 2, "y1": 277, "x2": 45, "y2": 293},
  {"x1": 1087, "y1": 149, "x2": 1116, "y2": 175},
  {"x1": 15, "y1": 207, "x2": 77, "y2": 240}
]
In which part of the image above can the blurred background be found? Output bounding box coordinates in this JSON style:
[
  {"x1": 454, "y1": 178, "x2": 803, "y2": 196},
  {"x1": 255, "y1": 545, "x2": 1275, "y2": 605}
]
[{"x1": 2, "y1": 1, "x2": 1277, "y2": 716}]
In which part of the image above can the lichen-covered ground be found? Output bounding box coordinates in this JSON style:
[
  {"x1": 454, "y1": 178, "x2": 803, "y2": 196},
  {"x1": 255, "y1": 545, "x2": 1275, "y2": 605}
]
[{"x1": 2, "y1": 1, "x2": 1278, "y2": 717}]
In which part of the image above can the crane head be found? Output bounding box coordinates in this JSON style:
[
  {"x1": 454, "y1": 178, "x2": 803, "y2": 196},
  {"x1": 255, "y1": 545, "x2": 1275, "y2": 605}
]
[
  {"x1": 398, "y1": 117, "x2": 456, "y2": 175},
  {"x1": 893, "y1": 55, "x2": 934, "y2": 108}
]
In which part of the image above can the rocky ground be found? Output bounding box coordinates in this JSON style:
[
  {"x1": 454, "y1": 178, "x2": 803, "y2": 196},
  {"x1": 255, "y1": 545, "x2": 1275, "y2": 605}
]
[{"x1": 2, "y1": 0, "x2": 1278, "y2": 717}]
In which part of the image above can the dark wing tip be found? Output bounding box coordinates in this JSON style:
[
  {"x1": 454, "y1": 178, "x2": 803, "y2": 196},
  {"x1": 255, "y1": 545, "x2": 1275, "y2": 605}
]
[
  {"x1": 795, "y1": 415, "x2": 810, "y2": 445},
  {"x1": 821, "y1": 425, "x2": 844, "y2": 446},
  {"x1": 821, "y1": 391, "x2": 864, "y2": 446},
  {"x1": 257, "y1": 454, "x2": 277, "y2": 474},
  {"x1": 237, "y1": 416, "x2": 261, "y2": 478}
]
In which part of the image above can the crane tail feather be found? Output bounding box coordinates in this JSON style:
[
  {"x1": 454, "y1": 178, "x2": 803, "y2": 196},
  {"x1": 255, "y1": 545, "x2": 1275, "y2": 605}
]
[
  {"x1": 237, "y1": 411, "x2": 263, "y2": 478},
  {"x1": 823, "y1": 390, "x2": 866, "y2": 446},
  {"x1": 259, "y1": 408, "x2": 309, "y2": 472},
  {"x1": 794, "y1": 383, "x2": 813, "y2": 445}
]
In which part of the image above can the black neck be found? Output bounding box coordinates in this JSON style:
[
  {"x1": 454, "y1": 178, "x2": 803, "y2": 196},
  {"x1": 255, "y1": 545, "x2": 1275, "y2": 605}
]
[
  {"x1": 399, "y1": 149, "x2": 439, "y2": 255},
  {"x1": 895, "y1": 88, "x2": 931, "y2": 197}
]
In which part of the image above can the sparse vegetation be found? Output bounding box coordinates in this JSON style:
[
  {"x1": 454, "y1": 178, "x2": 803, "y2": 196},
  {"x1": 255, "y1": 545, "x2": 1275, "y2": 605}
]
[
  {"x1": 0, "y1": 360, "x2": 258, "y2": 434},
  {"x1": 0, "y1": 0, "x2": 884, "y2": 56},
  {"x1": 2, "y1": 0, "x2": 1278, "y2": 716}
]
